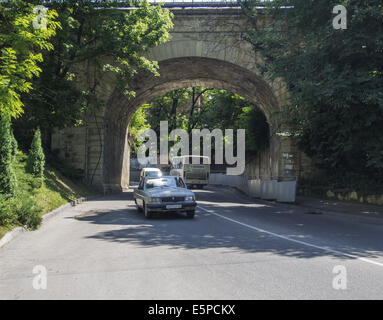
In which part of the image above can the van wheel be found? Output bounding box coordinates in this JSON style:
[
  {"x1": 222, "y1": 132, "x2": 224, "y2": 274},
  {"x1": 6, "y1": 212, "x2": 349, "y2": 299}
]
[{"x1": 144, "y1": 202, "x2": 152, "y2": 219}]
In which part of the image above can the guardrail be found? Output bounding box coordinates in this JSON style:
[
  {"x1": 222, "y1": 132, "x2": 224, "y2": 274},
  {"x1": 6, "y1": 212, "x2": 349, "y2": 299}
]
[
  {"x1": 41, "y1": 0, "x2": 272, "y2": 9},
  {"x1": 153, "y1": 1, "x2": 242, "y2": 8},
  {"x1": 105, "y1": 1, "x2": 272, "y2": 9}
]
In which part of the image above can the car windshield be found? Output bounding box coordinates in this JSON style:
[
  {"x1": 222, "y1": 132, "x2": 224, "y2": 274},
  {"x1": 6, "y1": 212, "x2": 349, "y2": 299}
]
[
  {"x1": 145, "y1": 177, "x2": 177, "y2": 189},
  {"x1": 146, "y1": 170, "x2": 161, "y2": 177}
]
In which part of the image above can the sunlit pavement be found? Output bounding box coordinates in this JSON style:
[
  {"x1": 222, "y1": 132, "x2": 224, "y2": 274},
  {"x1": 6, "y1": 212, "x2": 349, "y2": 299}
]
[{"x1": 1, "y1": 185, "x2": 383, "y2": 299}]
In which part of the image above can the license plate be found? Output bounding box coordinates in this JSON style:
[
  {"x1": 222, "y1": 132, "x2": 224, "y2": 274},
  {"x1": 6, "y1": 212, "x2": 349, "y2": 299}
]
[{"x1": 166, "y1": 204, "x2": 182, "y2": 209}]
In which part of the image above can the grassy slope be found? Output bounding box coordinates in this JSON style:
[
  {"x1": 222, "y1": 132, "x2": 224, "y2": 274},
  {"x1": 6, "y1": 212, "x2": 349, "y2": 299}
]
[{"x1": 0, "y1": 153, "x2": 97, "y2": 239}]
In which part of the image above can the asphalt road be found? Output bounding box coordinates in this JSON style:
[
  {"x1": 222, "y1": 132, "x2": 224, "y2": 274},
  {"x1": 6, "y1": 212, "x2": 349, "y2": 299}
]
[{"x1": 1, "y1": 185, "x2": 383, "y2": 299}]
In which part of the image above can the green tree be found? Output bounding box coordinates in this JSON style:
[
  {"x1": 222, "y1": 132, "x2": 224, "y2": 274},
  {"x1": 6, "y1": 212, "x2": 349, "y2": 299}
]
[
  {"x1": 0, "y1": 115, "x2": 17, "y2": 196},
  {"x1": 10, "y1": 129, "x2": 18, "y2": 159},
  {"x1": 199, "y1": 90, "x2": 269, "y2": 155},
  {"x1": 145, "y1": 87, "x2": 269, "y2": 157},
  {"x1": 147, "y1": 88, "x2": 190, "y2": 135},
  {"x1": 242, "y1": 0, "x2": 383, "y2": 177},
  {"x1": 17, "y1": 0, "x2": 173, "y2": 149},
  {"x1": 0, "y1": 0, "x2": 59, "y2": 118},
  {"x1": 128, "y1": 105, "x2": 150, "y2": 154},
  {"x1": 27, "y1": 128, "x2": 45, "y2": 187}
]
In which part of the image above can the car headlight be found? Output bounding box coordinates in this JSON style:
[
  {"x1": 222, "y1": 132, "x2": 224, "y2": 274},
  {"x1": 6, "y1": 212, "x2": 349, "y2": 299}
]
[
  {"x1": 148, "y1": 197, "x2": 161, "y2": 203},
  {"x1": 185, "y1": 195, "x2": 195, "y2": 201}
]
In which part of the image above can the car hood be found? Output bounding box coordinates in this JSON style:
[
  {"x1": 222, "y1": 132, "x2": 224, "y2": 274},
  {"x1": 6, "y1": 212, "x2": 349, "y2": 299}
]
[{"x1": 145, "y1": 187, "x2": 194, "y2": 198}]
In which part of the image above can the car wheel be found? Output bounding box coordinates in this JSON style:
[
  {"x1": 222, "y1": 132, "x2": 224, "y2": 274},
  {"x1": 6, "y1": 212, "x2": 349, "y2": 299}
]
[
  {"x1": 135, "y1": 199, "x2": 142, "y2": 212},
  {"x1": 186, "y1": 210, "x2": 195, "y2": 219},
  {"x1": 144, "y1": 202, "x2": 152, "y2": 219}
]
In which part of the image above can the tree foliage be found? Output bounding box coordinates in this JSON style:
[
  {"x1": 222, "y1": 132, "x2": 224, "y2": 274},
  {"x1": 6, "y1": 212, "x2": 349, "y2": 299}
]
[
  {"x1": 26, "y1": 128, "x2": 45, "y2": 187},
  {"x1": 0, "y1": 0, "x2": 59, "y2": 118},
  {"x1": 18, "y1": 0, "x2": 173, "y2": 140},
  {"x1": 242, "y1": 0, "x2": 383, "y2": 176},
  {"x1": 138, "y1": 88, "x2": 269, "y2": 156},
  {"x1": 0, "y1": 115, "x2": 17, "y2": 196},
  {"x1": 10, "y1": 129, "x2": 18, "y2": 158},
  {"x1": 146, "y1": 88, "x2": 194, "y2": 134},
  {"x1": 128, "y1": 105, "x2": 150, "y2": 153},
  {"x1": 199, "y1": 90, "x2": 269, "y2": 155}
]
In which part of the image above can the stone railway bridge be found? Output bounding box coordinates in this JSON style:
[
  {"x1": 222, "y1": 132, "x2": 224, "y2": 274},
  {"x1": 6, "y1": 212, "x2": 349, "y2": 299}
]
[{"x1": 51, "y1": 5, "x2": 315, "y2": 193}]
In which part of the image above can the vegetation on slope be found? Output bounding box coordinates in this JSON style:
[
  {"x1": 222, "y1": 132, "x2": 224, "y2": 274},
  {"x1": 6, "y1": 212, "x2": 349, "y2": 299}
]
[{"x1": 0, "y1": 152, "x2": 96, "y2": 240}]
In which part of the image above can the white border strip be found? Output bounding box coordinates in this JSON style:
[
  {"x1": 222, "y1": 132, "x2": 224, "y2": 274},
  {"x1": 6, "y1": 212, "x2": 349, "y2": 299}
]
[{"x1": 198, "y1": 206, "x2": 383, "y2": 267}]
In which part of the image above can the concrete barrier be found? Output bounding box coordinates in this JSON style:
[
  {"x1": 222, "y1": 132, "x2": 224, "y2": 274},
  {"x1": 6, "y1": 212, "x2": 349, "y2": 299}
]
[
  {"x1": 260, "y1": 180, "x2": 278, "y2": 200},
  {"x1": 248, "y1": 179, "x2": 261, "y2": 198},
  {"x1": 209, "y1": 174, "x2": 296, "y2": 203},
  {"x1": 276, "y1": 180, "x2": 297, "y2": 203},
  {"x1": 209, "y1": 174, "x2": 248, "y2": 194}
]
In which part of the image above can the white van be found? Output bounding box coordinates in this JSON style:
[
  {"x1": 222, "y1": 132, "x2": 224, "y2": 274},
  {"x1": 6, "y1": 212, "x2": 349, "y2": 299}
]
[{"x1": 170, "y1": 155, "x2": 210, "y2": 189}]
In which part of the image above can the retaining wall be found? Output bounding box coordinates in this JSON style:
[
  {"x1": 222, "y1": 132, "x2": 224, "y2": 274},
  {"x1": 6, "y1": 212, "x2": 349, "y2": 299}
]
[{"x1": 209, "y1": 173, "x2": 297, "y2": 203}]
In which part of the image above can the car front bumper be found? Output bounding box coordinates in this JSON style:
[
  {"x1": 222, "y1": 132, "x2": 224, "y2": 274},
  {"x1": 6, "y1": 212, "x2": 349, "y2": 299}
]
[{"x1": 146, "y1": 201, "x2": 197, "y2": 212}]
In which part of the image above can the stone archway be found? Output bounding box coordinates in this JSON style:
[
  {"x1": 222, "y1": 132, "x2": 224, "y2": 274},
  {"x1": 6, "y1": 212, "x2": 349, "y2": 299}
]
[
  {"x1": 50, "y1": 8, "x2": 307, "y2": 192},
  {"x1": 103, "y1": 57, "x2": 286, "y2": 193}
]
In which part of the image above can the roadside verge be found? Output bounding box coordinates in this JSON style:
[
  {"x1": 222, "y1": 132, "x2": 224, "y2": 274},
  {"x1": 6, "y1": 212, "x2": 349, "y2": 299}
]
[{"x1": 0, "y1": 195, "x2": 101, "y2": 249}]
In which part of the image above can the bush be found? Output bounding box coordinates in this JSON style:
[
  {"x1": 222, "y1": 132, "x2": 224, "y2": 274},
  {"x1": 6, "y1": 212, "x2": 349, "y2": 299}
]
[
  {"x1": 16, "y1": 198, "x2": 42, "y2": 229},
  {"x1": 0, "y1": 195, "x2": 17, "y2": 226},
  {"x1": 0, "y1": 115, "x2": 17, "y2": 195},
  {"x1": 29, "y1": 178, "x2": 44, "y2": 190},
  {"x1": 10, "y1": 130, "x2": 18, "y2": 158},
  {"x1": 26, "y1": 128, "x2": 45, "y2": 188},
  {"x1": 0, "y1": 195, "x2": 42, "y2": 230}
]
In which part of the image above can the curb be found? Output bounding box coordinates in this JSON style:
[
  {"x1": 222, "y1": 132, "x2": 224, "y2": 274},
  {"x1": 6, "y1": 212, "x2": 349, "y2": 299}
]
[
  {"x1": 0, "y1": 195, "x2": 101, "y2": 250},
  {"x1": 0, "y1": 227, "x2": 27, "y2": 250}
]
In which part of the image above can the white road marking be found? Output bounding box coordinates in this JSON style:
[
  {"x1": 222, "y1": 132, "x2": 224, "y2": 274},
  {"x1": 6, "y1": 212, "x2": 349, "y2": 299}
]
[{"x1": 197, "y1": 206, "x2": 383, "y2": 268}]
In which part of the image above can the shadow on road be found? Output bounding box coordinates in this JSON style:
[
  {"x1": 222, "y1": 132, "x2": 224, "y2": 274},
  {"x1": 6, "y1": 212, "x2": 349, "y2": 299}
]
[{"x1": 73, "y1": 192, "x2": 383, "y2": 263}]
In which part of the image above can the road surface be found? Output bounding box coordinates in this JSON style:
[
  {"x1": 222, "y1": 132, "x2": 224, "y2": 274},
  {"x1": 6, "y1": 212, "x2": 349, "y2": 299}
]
[{"x1": 1, "y1": 185, "x2": 383, "y2": 299}]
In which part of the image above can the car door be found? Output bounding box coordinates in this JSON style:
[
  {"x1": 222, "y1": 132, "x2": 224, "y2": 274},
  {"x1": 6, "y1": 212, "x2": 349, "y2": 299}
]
[{"x1": 135, "y1": 179, "x2": 145, "y2": 207}]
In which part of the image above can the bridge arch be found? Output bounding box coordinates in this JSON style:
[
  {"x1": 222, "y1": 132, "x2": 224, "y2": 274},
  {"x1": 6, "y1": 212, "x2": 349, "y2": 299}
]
[
  {"x1": 103, "y1": 56, "x2": 286, "y2": 192},
  {"x1": 50, "y1": 7, "x2": 307, "y2": 193}
]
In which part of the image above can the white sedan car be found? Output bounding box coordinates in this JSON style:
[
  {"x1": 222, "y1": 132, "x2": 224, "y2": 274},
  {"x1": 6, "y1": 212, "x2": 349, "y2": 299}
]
[{"x1": 134, "y1": 176, "x2": 197, "y2": 219}]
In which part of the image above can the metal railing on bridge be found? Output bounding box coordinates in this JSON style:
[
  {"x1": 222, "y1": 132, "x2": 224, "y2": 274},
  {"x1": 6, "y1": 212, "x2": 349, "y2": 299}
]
[
  {"x1": 146, "y1": 1, "x2": 272, "y2": 8},
  {"x1": 38, "y1": 1, "x2": 273, "y2": 10},
  {"x1": 148, "y1": 0, "x2": 241, "y2": 8}
]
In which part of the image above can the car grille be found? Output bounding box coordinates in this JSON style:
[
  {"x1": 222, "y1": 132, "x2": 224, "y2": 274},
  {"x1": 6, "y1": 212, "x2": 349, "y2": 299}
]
[{"x1": 161, "y1": 196, "x2": 184, "y2": 202}]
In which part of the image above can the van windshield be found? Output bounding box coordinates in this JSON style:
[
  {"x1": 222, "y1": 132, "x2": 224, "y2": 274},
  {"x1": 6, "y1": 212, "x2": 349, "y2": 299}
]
[
  {"x1": 170, "y1": 156, "x2": 210, "y2": 171},
  {"x1": 180, "y1": 156, "x2": 210, "y2": 165}
]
